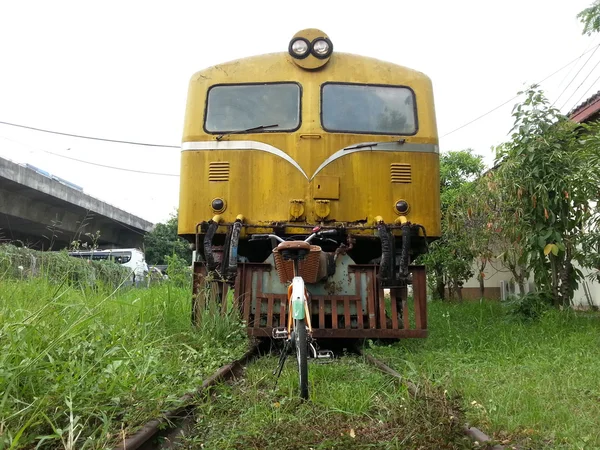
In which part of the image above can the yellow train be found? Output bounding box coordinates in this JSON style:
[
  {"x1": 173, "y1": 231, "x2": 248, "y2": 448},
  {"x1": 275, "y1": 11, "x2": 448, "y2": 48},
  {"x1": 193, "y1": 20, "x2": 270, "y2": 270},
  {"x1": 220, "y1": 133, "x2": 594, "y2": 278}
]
[{"x1": 179, "y1": 29, "x2": 440, "y2": 339}]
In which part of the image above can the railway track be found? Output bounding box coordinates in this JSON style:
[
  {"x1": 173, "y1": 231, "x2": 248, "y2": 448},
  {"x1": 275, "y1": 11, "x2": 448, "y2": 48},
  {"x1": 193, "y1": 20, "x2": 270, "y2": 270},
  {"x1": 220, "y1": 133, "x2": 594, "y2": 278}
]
[
  {"x1": 114, "y1": 343, "x2": 504, "y2": 450},
  {"x1": 355, "y1": 348, "x2": 505, "y2": 450},
  {"x1": 112, "y1": 344, "x2": 260, "y2": 450}
]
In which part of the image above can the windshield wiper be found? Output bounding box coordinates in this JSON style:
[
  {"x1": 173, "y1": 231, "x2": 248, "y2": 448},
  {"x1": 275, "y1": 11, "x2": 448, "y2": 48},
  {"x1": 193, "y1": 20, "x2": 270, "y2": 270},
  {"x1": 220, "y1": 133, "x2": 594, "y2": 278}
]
[
  {"x1": 216, "y1": 124, "x2": 279, "y2": 141},
  {"x1": 344, "y1": 139, "x2": 406, "y2": 151}
]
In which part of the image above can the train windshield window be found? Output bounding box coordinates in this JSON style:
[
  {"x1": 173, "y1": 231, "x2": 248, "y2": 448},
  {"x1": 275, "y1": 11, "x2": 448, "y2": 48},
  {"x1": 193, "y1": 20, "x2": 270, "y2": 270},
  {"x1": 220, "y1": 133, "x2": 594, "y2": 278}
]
[
  {"x1": 321, "y1": 84, "x2": 417, "y2": 135},
  {"x1": 205, "y1": 83, "x2": 301, "y2": 132}
]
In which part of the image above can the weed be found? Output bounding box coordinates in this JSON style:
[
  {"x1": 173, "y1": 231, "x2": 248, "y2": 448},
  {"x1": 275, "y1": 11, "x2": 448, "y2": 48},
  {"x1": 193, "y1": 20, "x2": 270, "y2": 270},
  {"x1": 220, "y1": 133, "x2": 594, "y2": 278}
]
[
  {"x1": 165, "y1": 253, "x2": 193, "y2": 288},
  {"x1": 0, "y1": 244, "x2": 130, "y2": 288},
  {"x1": 369, "y1": 300, "x2": 600, "y2": 449},
  {"x1": 0, "y1": 276, "x2": 248, "y2": 449},
  {"x1": 506, "y1": 291, "x2": 552, "y2": 321},
  {"x1": 181, "y1": 356, "x2": 471, "y2": 449}
]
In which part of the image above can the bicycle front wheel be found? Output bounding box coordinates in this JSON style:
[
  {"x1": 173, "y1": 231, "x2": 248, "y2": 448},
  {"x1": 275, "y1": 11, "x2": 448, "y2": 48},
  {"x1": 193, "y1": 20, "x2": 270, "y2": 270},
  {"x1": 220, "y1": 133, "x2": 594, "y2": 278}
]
[{"x1": 295, "y1": 318, "x2": 309, "y2": 400}]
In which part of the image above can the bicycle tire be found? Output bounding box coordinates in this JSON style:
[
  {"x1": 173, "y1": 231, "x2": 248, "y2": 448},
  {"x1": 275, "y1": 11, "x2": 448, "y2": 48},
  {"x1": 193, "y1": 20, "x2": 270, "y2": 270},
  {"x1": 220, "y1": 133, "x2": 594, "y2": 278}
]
[{"x1": 295, "y1": 318, "x2": 309, "y2": 399}]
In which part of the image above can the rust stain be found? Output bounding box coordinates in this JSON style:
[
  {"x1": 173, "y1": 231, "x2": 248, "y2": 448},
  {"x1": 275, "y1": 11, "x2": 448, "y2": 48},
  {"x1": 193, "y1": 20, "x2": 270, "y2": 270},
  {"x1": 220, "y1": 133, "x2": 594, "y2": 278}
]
[{"x1": 323, "y1": 279, "x2": 344, "y2": 296}]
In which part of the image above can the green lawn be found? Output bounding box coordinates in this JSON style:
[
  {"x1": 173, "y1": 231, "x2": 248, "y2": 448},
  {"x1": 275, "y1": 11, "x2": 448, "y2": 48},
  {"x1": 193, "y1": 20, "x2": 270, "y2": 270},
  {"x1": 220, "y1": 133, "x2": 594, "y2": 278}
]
[
  {"x1": 0, "y1": 278, "x2": 248, "y2": 449},
  {"x1": 4, "y1": 269, "x2": 597, "y2": 449},
  {"x1": 368, "y1": 300, "x2": 600, "y2": 449},
  {"x1": 184, "y1": 355, "x2": 471, "y2": 449}
]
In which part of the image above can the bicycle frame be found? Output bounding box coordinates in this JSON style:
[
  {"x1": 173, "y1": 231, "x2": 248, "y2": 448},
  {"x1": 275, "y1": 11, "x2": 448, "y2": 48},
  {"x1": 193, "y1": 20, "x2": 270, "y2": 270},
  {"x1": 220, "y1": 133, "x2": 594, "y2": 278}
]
[
  {"x1": 290, "y1": 277, "x2": 306, "y2": 320},
  {"x1": 254, "y1": 232, "x2": 321, "y2": 337},
  {"x1": 264, "y1": 230, "x2": 336, "y2": 399},
  {"x1": 287, "y1": 261, "x2": 313, "y2": 334}
]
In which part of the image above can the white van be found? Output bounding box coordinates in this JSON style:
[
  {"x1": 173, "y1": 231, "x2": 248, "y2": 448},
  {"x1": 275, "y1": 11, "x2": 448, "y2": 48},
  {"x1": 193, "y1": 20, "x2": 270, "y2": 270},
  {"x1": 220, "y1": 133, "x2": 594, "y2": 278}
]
[{"x1": 68, "y1": 248, "x2": 148, "y2": 282}]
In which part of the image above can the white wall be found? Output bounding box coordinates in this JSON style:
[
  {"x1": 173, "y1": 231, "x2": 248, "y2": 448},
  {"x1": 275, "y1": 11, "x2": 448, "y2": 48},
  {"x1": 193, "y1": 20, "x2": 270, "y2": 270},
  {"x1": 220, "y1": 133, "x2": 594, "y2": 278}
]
[
  {"x1": 461, "y1": 257, "x2": 600, "y2": 307},
  {"x1": 572, "y1": 266, "x2": 600, "y2": 308},
  {"x1": 462, "y1": 258, "x2": 514, "y2": 289}
]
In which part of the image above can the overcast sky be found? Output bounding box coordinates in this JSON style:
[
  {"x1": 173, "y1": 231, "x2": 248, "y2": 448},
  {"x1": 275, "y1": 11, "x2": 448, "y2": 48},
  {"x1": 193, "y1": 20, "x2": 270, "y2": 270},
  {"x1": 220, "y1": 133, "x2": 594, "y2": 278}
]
[{"x1": 0, "y1": 0, "x2": 596, "y2": 224}]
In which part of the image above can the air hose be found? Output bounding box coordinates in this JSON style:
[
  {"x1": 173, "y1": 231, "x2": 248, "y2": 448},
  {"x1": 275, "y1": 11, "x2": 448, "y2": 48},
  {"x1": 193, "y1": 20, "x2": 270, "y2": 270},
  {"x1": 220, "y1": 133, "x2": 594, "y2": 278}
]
[
  {"x1": 227, "y1": 219, "x2": 242, "y2": 281},
  {"x1": 204, "y1": 220, "x2": 219, "y2": 271},
  {"x1": 378, "y1": 222, "x2": 392, "y2": 283},
  {"x1": 398, "y1": 222, "x2": 411, "y2": 278}
]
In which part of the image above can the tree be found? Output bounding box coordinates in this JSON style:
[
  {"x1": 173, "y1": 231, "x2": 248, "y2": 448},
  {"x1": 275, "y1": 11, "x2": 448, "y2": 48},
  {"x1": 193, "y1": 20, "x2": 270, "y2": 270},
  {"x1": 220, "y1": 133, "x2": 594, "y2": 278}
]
[
  {"x1": 578, "y1": 1, "x2": 600, "y2": 35},
  {"x1": 448, "y1": 177, "x2": 498, "y2": 298},
  {"x1": 450, "y1": 170, "x2": 530, "y2": 296},
  {"x1": 495, "y1": 87, "x2": 600, "y2": 306},
  {"x1": 420, "y1": 149, "x2": 485, "y2": 300},
  {"x1": 440, "y1": 150, "x2": 485, "y2": 205},
  {"x1": 483, "y1": 169, "x2": 531, "y2": 294},
  {"x1": 144, "y1": 213, "x2": 192, "y2": 266}
]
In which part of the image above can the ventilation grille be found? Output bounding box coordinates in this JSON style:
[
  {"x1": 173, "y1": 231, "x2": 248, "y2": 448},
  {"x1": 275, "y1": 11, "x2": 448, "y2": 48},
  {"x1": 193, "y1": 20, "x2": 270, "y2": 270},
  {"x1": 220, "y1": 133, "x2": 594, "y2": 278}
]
[
  {"x1": 390, "y1": 163, "x2": 412, "y2": 183},
  {"x1": 208, "y1": 162, "x2": 230, "y2": 181}
]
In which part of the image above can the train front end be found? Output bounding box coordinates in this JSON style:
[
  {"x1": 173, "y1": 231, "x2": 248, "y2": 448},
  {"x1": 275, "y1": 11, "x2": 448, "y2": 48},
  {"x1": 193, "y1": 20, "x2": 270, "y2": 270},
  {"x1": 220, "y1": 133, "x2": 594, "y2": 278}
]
[{"x1": 179, "y1": 29, "x2": 440, "y2": 339}]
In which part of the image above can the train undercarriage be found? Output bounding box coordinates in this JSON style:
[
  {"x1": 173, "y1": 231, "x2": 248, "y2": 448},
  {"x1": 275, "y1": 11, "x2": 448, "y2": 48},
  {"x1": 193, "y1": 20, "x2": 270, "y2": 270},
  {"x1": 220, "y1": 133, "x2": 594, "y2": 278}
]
[{"x1": 191, "y1": 220, "x2": 430, "y2": 339}]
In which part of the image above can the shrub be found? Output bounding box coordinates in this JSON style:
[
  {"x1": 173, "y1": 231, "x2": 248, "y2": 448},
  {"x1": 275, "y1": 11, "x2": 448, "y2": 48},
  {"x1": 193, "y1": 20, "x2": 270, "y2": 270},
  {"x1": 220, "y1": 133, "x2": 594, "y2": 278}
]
[{"x1": 507, "y1": 291, "x2": 552, "y2": 321}]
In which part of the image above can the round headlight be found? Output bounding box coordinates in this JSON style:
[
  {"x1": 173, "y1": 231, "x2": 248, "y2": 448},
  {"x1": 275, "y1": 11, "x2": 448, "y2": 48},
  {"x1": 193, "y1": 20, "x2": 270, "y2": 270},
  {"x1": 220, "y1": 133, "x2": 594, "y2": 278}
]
[
  {"x1": 289, "y1": 38, "x2": 310, "y2": 59},
  {"x1": 311, "y1": 38, "x2": 332, "y2": 59},
  {"x1": 395, "y1": 200, "x2": 409, "y2": 215},
  {"x1": 211, "y1": 198, "x2": 226, "y2": 213}
]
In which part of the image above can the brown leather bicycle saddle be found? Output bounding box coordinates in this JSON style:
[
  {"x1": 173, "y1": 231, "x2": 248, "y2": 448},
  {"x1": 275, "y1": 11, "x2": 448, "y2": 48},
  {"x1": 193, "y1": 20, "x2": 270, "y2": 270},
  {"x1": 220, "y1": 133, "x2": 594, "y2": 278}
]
[{"x1": 276, "y1": 241, "x2": 311, "y2": 251}]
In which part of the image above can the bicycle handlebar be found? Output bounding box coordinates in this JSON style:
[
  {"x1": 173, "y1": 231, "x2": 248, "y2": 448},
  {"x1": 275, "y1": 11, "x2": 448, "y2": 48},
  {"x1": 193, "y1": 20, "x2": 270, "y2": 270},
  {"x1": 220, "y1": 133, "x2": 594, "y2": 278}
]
[
  {"x1": 249, "y1": 229, "x2": 338, "y2": 244},
  {"x1": 318, "y1": 229, "x2": 338, "y2": 236},
  {"x1": 248, "y1": 233, "x2": 285, "y2": 243},
  {"x1": 248, "y1": 234, "x2": 270, "y2": 240}
]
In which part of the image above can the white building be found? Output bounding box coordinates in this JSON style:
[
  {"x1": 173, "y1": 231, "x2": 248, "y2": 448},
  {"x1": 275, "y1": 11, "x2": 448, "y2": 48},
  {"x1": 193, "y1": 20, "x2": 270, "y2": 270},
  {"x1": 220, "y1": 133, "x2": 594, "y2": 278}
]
[{"x1": 460, "y1": 258, "x2": 599, "y2": 308}]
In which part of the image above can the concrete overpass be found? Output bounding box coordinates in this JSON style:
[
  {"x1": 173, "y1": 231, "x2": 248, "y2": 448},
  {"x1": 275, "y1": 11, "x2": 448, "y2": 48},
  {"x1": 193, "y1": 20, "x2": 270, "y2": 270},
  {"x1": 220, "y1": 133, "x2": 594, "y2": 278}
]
[{"x1": 0, "y1": 157, "x2": 153, "y2": 249}]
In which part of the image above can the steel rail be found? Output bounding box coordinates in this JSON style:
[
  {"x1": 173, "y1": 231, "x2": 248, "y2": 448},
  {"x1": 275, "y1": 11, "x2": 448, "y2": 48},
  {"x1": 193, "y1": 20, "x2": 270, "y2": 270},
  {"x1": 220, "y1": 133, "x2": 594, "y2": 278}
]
[
  {"x1": 112, "y1": 344, "x2": 259, "y2": 450},
  {"x1": 357, "y1": 348, "x2": 507, "y2": 450}
]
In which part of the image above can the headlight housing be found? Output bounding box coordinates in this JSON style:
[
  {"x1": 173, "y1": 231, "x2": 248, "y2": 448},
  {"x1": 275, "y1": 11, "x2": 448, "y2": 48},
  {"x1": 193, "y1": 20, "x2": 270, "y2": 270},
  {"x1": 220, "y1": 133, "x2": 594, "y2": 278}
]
[
  {"x1": 289, "y1": 38, "x2": 311, "y2": 59},
  {"x1": 211, "y1": 198, "x2": 226, "y2": 213},
  {"x1": 288, "y1": 29, "x2": 333, "y2": 70},
  {"x1": 395, "y1": 200, "x2": 409, "y2": 215},
  {"x1": 311, "y1": 37, "x2": 333, "y2": 59}
]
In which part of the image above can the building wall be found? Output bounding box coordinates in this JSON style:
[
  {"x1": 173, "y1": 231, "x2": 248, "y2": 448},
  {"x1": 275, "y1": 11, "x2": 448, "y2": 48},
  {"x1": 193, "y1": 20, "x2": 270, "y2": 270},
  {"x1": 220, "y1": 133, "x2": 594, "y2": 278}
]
[
  {"x1": 572, "y1": 266, "x2": 600, "y2": 308},
  {"x1": 458, "y1": 257, "x2": 600, "y2": 307},
  {"x1": 460, "y1": 259, "x2": 515, "y2": 300}
]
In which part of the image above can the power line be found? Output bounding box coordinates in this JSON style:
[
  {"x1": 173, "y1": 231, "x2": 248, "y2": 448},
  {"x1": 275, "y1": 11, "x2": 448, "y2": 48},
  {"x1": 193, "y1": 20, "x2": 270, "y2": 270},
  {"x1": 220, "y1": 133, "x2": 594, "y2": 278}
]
[
  {"x1": 569, "y1": 71, "x2": 600, "y2": 113},
  {"x1": 44, "y1": 150, "x2": 180, "y2": 177},
  {"x1": 560, "y1": 54, "x2": 600, "y2": 111},
  {"x1": 0, "y1": 135, "x2": 180, "y2": 177},
  {"x1": 4, "y1": 46, "x2": 599, "y2": 147},
  {"x1": 441, "y1": 96, "x2": 519, "y2": 139},
  {"x1": 0, "y1": 120, "x2": 180, "y2": 148},
  {"x1": 556, "y1": 50, "x2": 587, "y2": 90},
  {"x1": 556, "y1": 35, "x2": 600, "y2": 91},
  {"x1": 441, "y1": 43, "x2": 600, "y2": 138},
  {"x1": 552, "y1": 43, "x2": 600, "y2": 107}
]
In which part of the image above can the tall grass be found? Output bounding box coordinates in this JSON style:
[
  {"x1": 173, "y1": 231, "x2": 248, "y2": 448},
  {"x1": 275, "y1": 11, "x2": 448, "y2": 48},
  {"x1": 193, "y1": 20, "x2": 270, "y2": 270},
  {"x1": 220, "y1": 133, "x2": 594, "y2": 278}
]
[
  {"x1": 186, "y1": 356, "x2": 471, "y2": 449},
  {"x1": 0, "y1": 244, "x2": 130, "y2": 288},
  {"x1": 0, "y1": 275, "x2": 247, "y2": 449},
  {"x1": 369, "y1": 301, "x2": 600, "y2": 449}
]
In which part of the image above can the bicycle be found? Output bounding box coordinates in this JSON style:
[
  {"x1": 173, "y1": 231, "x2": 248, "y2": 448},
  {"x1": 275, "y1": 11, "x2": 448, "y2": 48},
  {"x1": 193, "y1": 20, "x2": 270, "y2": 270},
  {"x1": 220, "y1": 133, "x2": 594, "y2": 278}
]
[{"x1": 250, "y1": 228, "x2": 337, "y2": 399}]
